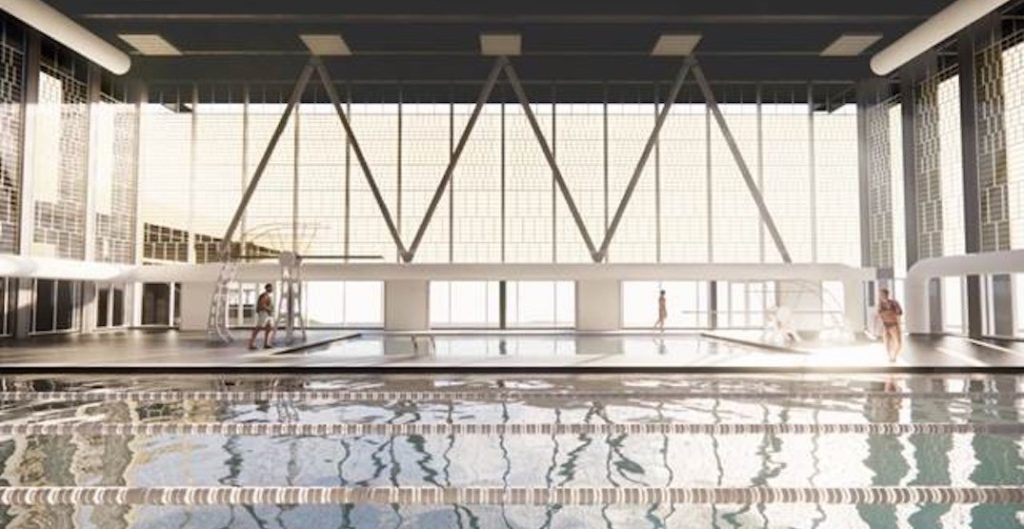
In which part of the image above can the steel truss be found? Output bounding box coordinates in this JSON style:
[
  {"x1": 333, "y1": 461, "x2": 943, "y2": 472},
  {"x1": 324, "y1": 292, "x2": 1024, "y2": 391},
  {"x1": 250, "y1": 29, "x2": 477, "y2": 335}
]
[{"x1": 217, "y1": 55, "x2": 792, "y2": 266}]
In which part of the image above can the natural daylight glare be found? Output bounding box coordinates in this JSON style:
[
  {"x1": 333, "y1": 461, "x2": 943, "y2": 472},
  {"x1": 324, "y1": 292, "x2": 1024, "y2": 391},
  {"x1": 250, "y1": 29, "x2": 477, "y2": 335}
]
[{"x1": 0, "y1": 0, "x2": 1023, "y2": 527}]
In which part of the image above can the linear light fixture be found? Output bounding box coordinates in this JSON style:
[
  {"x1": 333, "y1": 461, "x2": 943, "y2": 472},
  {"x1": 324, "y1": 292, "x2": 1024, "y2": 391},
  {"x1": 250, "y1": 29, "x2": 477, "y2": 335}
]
[
  {"x1": 870, "y1": 0, "x2": 1011, "y2": 75},
  {"x1": 118, "y1": 34, "x2": 182, "y2": 56},
  {"x1": 0, "y1": 0, "x2": 130, "y2": 74},
  {"x1": 651, "y1": 34, "x2": 702, "y2": 56},
  {"x1": 820, "y1": 34, "x2": 882, "y2": 57},
  {"x1": 480, "y1": 33, "x2": 521, "y2": 56},
  {"x1": 300, "y1": 34, "x2": 352, "y2": 56}
]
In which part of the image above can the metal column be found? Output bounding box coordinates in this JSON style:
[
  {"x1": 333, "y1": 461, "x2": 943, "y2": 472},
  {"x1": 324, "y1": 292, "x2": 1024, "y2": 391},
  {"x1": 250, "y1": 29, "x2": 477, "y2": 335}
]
[
  {"x1": 899, "y1": 70, "x2": 920, "y2": 268},
  {"x1": 957, "y1": 27, "x2": 984, "y2": 338},
  {"x1": 14, "y1": 30, "x2": 40, "y2": 339},
  {"x1": 854, "y1": 80, "x2": 876, "y2": 269}
]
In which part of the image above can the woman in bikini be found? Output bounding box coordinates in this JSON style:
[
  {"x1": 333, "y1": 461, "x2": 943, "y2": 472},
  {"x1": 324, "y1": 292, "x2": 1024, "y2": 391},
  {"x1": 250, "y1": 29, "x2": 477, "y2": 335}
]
[{"x1": 877, "y1": 288, "x2": 903, "y2": 362}]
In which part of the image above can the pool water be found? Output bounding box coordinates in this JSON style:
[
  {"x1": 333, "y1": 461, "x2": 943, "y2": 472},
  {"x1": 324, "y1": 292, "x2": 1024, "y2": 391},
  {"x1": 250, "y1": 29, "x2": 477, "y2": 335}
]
[{"x1": 0, "y1": 373, "x2": 1021, "y2": 528}]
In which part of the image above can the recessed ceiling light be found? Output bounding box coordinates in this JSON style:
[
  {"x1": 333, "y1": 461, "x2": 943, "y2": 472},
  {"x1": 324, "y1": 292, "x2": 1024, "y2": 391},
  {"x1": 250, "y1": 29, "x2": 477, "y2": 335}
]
[
  {"x1": 821, "y1": 34, "x2": 882, "y2": 57},
  {"x1": 651, "y1": 34, "x2": 702, "y2": 56},
  {"x1": 117, "y1": 34, "x2": 181, "y2": 56},
  {"x1": 480, "y1": 33, "x2": 521, "y2": 56},
  {"x1": 300, "y1": 34, "x2": 352, "y2": 56}
]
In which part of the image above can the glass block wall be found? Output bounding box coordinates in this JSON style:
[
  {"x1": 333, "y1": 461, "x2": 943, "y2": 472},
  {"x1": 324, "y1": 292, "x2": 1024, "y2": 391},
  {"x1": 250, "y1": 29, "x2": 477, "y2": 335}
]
[
  {"x1": 860, "y1": 92, "x2": 892, "y2": 268},
  {"x1": 136, "y1": 81, "x2": 862, "y2": 266},
  {"x1": 93, "y1": 78, "x2": 138, "y2": 264},
  {"x1": 140, "y1": 85, "x2": 192, "y2": 263},
  {"x1": 913, "y1": 73, "x2": 945, "y2": 260},
  {"x1": 937, "y1": 72, "x2": 966, "y2": 257},
  {"x1": 32, "y1": 40, "x2": 90, "y2": 260},
  {"x1": 0, "y1": 16, "x2": 23, "y2": 255},
  {"x1": 862, "y1": 88, "x2": 908, "y2": 278},
  {"x1": 1003, "y1": 28, "x2": 1024, "y2": 250},
  {"x1": 977, "y1": 37, "x2": 1011, "y2": 252}
]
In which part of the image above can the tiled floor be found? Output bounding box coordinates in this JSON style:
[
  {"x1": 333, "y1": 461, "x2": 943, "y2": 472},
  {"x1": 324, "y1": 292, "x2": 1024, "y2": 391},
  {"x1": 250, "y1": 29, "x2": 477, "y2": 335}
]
[
  {"x1": 0, "y1": 329, "x2": 354, "y2": 368},
  {"x1": 0, "y1": 329, "x2": 1021, "y2": 371}
]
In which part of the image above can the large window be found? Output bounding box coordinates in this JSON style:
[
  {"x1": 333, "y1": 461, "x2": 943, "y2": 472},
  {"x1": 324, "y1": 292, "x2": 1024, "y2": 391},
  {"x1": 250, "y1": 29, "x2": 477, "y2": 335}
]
[
  {"x1": 430, "y1": 280, "x2": 573, "y2": 328},
  {"x1": 141, "y1": 282, "x2": 178, "y2": 326},
  {"x1": 32, "y1": 279, "x2": 80, "y2": 334},
  {"x1": 32, "y1": 43, "x2": 89, "y2": 260},
  {"x1": 942, "y1": 276, "x2": 965, "y2": 335},
  {"x1": 304, "y1": 281, "x2": 384, "y2": 327},
  {"x1": 716, "y1": 281, "x2": 776, "y2": 329},
  {"x1": 430, "y1": 281, "x2": 500, "y2": 328},
  {"x1": 506, "y1": 281, "x2": 575, "y2": 328},
  {"x1": 137, "y1": 85, "x2": 861, "y2": 265},
  {"x1": 95, "y1": 282, "x2": 126, "y2": 329},
  {"x1": 0, "y1": 17, "x2": 24, "y2": 255},
  {"x1": 622, "y1": 281, "x2": 710, "y2": 329},
  {"x1": 0, "y1": 277, "x2": 16, "y2": 337}
]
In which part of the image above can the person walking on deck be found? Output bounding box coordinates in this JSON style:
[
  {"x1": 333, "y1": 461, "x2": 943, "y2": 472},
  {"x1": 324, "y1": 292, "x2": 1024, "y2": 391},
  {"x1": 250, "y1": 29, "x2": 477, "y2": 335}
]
[
  {"x1": 655, "y1": 290, "x2": 667, "y2": 332},
  {"x1": 877, "y1": 288, "x2": 903, "y2": 362},
  {"x1": 249, "y1": 283, "x2": 276, "y2": 350}
]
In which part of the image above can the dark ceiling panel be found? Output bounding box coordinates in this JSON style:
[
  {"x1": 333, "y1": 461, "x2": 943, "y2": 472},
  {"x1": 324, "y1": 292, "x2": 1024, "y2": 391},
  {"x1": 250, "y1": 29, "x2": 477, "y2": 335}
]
[{"x1": 33, "y1": 0, "x2": 971, "y2": 90}]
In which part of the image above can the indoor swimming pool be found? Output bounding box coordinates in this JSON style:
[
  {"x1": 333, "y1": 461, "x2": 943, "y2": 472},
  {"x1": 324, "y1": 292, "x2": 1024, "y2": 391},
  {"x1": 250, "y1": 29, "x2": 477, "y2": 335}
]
[{"x1": 0, "y1": 373, "x2": 1021, "y2": 528}]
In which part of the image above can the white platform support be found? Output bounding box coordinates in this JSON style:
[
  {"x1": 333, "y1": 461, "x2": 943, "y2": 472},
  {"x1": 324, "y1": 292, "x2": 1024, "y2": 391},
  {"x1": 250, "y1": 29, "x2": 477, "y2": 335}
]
[
  {"x1": 274, "y1": 252, "x2": 307, "y2": 345},
  {"x1": 905, "y1": 249, "x2": 1024, "y2": 334}
]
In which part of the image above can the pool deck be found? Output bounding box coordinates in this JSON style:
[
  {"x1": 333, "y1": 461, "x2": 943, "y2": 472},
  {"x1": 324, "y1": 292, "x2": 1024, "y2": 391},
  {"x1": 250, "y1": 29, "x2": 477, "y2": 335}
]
[{"x1": 0, "y1": 329, "x2": 1022, "y2": 373}]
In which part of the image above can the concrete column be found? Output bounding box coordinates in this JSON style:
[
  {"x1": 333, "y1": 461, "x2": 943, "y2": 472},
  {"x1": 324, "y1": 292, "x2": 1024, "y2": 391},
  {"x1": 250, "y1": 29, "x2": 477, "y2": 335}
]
[
  {"x1": 14, "y1": 279, "x2": 34, "y2": 339},
  {"x1": 83, "y1": 65, "x2": 101, "y2": 263},
  {"x1": 384, "y1": 279, "x2": 429, "y2": 331},
  {"x1": 575, "y1": 279, "x2": 620, "y2": 331},
  {"x1": 80, "y1": 282, "x2": 98, "y2": 333},
  {"x1": 957, "y1": 24, "x2": 986, "y2": 338},
  {"x1": 900, "y1": 68, "x2": 920, "y2": 268},
  {"x1": 179, "y1": 281, "x2": 212, "y2": 331},
  {"x1": 131, "y1": 81, "x2": 147, "y2": 327}
]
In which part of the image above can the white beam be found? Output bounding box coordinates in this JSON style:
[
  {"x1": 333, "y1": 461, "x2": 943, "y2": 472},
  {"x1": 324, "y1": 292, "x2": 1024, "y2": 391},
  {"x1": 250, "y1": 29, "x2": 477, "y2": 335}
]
[
  {"x1": 0, "y1": 0, "x2": 131, "y2": 74},
  {"x1": 870, "y1": 0, "x2": 1011, "y2": 75},
  {"x1": 132, "y1": 261, "x2": 875, "y2": 284}
]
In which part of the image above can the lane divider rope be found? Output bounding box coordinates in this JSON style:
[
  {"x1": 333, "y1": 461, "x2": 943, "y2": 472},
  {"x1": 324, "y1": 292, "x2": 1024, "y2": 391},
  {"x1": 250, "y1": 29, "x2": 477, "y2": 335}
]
[
  {"x1": 0, "y1": 486, "x2": 1020, "y2": 506},
  {"x1": 1, "y1": 390, "x2": 1019, "y2": 403},
  {"x1": 1, "y1": 422, "x2": 1021, "y2": 436}
]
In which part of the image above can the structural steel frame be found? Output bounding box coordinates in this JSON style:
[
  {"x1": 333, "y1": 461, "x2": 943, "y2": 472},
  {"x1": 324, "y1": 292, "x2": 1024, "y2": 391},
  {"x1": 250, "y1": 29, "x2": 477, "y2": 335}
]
[{"x1": 219, "y1": 55, "x2": 792, "y2": 264}]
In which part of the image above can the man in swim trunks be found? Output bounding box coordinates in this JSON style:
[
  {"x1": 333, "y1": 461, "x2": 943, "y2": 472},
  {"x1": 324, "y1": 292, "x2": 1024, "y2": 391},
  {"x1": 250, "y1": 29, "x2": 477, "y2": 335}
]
[{"x1": 248, "y1": 283, "x2": 276, "y2": 350}]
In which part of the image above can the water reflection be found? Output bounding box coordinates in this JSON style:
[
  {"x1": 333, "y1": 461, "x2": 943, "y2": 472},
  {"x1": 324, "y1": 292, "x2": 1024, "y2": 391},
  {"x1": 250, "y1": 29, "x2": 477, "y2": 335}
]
[{"x1": 0, "y1": 374, "x2": 1022, "y2": 528}]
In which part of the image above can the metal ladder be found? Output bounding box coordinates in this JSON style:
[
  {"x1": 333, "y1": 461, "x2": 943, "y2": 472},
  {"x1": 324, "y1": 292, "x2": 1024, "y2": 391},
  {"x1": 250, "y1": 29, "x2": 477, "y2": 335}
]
[{"x1": 206, "y1": 260, "x2": 238, "y2": 343}]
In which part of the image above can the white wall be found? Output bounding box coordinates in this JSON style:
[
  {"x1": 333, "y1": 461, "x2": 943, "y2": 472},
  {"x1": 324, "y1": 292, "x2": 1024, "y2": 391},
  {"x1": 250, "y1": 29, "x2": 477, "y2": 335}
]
[
  {"x1": 576, "y1": 280, "x2": 621, "y2": 331},
  {"x1": 179, "y1": 282, "x2": 212, "y2": 331},
  {"x1": 384, "y1": 280, "x2": 429, "y2": 331}
]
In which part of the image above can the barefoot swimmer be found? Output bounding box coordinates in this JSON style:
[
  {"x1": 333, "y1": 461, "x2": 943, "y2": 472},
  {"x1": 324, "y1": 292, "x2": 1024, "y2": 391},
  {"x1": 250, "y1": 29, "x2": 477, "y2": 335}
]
[
  {"x1": 877, "y1": 288, "x2": 903, "y2": 362},
  {"x1": 248, "y1": 283, "x2": 276, "y2": 350}
]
